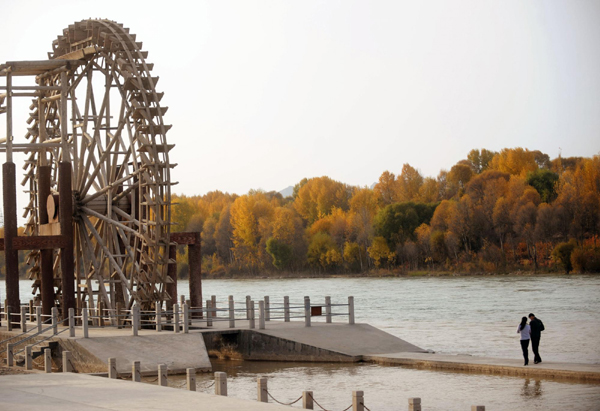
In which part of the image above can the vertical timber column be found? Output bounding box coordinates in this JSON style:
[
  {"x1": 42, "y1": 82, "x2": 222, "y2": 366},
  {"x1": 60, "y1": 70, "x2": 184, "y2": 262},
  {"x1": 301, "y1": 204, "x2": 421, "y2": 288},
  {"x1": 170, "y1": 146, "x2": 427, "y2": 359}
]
[
  {"x1": 39, "y1": 166, "x2": 54, "y2": 316},
  {"x1": 166, "y1": 244, "x2": 177, "y2": 312},
  {"x1": 188, "y1": 232, "x2": 202, "y2": 317},
  {"x1": 59, "y1": 161, "x2": 75, "y2": 318},
  {"x1": 3, "y1": 162, "x2": 19, "y2": 327}
]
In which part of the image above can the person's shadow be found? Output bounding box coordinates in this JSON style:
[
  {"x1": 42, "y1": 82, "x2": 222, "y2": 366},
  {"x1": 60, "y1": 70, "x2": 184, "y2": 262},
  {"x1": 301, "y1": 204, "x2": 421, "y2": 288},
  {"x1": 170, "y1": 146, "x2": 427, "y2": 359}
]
[{"x1": 521, "y1": 378, "x2": 542, "y2": 398}]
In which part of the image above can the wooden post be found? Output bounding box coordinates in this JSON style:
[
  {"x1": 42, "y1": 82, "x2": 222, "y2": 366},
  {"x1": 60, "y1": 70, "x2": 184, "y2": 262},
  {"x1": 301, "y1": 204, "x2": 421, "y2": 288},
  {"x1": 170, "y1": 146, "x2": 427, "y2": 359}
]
[
  {"x1": 211, "y1": 295, "x2": 217, "y2": 318},
  {"x1": 409, "y1": 398, "x2": 422, "y2": 411},
  {"x1": 108, "y1": 358, "x2": 117, "y2": 379},
  {"x1": 82, "y1": 306, "x2": 89, "y2": 338},
  {"x1": 59, "y1": 161, "x2": 75, "y2": 318},
  {"x1": 62, "y1": 351, "x2": 73, "y2": 373},
  {"x1": 68, "y1": 307, "x2": 75, "y2": 337},
  {"x1": 215, "y1": 372, "x2": 228, "y2": 396},
  {"x1": 249, "y1": 301, "x2": 255, "y2": 329},
  {"x1": 132, "y1": 361, "x2": 141, "y2": 382},
  {"x1": 173, "y1": 303, "x2": 180, "y2": 333},
  {"x1": 303, "y1": 391, "x2": 314, "y2": 409},
  {"x1": 6, "y1": 305, "x2": 12, "y2": 331},
  {"x1": 116, "y1": 302, "x2": 122, "y2": 329},
  {"x1": 36, "y1": 306, "x2": 42, "y2": 333},
  {"x1": 20, "y1": 306, "x2": 27, "y2": 332},
  {"x1": 188, "y1": 232, "x2": 202, "y2": 318},
  {"x1": 245, "y1": 295, "x2": 251, "y2": 320},
  {"x1": 3, "y1": 161, "x2": 20, "y2": 329},
  {"x1": 132, "y1": 305, "x2": 139, "y2": 336},
  {"x1": 38, "y1": 165, "x2": 54, "y2": 317},
  {"x1": 264, "y1": 296, "x2": 270, "y2": 321},
  {"x1": 183, "y1": 304, "x2": 189, "y2": 333},
  {"x1": 28, "y1": 300, "x2": 34, "y2": 322},
  {"x1": 156, "y1": 303, "x2": 162, "y2": 332},
  {"x1": 186, "y1": 368, "x2": 196, "y2": 391},
  {"x1": 348, "y1": 296, "x2": 355, "y2": 325},
  {"x1": 6, "y1": 343, "x2": 14, "y2": 366},
  {"x1": 180, "y1": 295, "x2": 185, "y2": 307},
  {"x1": 25, "y1": 345, "x2": 33, "y2": 370},
  {"x1": 52, "y1": 306, "x2": 58, "y2": 335},
  {"x1": 44, "y1": 348, "x2": 52, "y2": 373},
  {"x1": 166, "y1": 244, "x2": 177, "y2": 314},
  {"x1": 99, "y1": 301, "x2": 105, "y2": 327},
  {"x1": 158, "y1": 364, "x2": 168, "y2": 387},
  {"x1": 258, "y1": 300, "x2": 266, "y2": 330},
  {"x1": 228, "y1": 296, "x2": 235, "y2": 328},
  {"x1": 257, "y1": 377, "x2": 268, "y2": 402},
  {"x1": 352, "y1": 391, "x2": 364, "y2": 411},
  {"x1": 284, "y1": 296, "x2": 290, "y2": 322},
  {"x1": 325, "y1": 296, "x2": 332, "y2": 323},
  {"x1": 304, "y1": 296, "x2": 311, "y2": 327},
  {"x1": 206, "y1": 300, "x2": 212, "y2": 327}
]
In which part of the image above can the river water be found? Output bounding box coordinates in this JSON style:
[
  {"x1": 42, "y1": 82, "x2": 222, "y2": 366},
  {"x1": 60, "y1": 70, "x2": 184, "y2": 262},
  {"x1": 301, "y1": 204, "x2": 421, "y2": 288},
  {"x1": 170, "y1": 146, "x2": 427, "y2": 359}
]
[{"x1": 5, "y1": 275, "x2": 600, "y2": 409}]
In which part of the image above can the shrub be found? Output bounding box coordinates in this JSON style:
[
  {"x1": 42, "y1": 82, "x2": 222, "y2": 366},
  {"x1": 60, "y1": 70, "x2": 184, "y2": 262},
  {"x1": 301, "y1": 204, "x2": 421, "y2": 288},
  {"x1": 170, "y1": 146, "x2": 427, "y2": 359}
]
[
  {"x1": 552, "y1": 241, "x2": 576, "y2": 273},
  {"x1": 571, "y1": 245, "x2": 600, "y2": 273}
]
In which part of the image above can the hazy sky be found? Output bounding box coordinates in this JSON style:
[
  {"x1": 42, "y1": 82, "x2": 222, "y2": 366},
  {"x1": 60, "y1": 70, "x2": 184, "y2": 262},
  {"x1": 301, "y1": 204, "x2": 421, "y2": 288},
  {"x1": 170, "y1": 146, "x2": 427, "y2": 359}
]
[{"x1": 1, "y1": 0, "x2": 599, "y2": 198}]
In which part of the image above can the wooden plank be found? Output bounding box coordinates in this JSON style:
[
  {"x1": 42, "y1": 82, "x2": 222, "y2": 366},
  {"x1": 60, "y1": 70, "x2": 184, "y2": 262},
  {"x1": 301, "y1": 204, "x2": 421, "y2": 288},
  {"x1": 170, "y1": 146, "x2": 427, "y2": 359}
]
[{"x1": 0, "y1": 235, "x2": 69, "y2": 251}]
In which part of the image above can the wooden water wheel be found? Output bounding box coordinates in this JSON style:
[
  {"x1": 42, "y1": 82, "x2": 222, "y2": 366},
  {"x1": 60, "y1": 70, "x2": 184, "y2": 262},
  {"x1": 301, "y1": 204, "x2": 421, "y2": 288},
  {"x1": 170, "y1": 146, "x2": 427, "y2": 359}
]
[{"x1": 21, "y1": 19, "x2": 175, "y2": 312}]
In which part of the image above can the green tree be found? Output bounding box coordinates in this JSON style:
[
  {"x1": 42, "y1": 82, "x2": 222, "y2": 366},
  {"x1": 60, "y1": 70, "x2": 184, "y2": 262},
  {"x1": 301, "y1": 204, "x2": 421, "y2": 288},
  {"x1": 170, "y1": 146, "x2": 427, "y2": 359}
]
[
  {"x1": 266, "y1": 238, "x2": 293, "y2": 270},
  {"x1": 526, "y1": 169, "x2": 559, "y2": 203}
]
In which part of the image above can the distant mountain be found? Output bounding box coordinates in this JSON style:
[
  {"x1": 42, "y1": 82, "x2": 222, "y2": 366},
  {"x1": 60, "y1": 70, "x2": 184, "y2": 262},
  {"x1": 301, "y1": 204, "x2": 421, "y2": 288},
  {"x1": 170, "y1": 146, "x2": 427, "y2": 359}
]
[{"x1": 279, "y1": 186, "x2": 294, "y2": 198}]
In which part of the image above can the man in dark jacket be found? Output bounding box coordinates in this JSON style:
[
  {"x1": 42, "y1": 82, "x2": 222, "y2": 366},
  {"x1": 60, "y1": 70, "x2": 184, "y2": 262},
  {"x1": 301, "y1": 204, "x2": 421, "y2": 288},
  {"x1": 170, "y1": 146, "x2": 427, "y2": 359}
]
[{"x1": 529, "y1": 313, "x2": 545, "y2": 364}]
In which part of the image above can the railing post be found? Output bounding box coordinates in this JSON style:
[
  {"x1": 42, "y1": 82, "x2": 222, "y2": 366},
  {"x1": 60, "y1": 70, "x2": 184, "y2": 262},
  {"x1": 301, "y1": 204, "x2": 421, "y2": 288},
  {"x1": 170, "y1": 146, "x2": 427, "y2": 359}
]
[
  {"x1": 245, "y1": 295, "x2": 251, "y2": 319},
  {"x1": 471, "y1": 407, "x2": 485, "y2": 411},
  {"x1": 303, "y1": 391, "x2": 314, "y2": 409},
  {"x1": 36, "y1": 306, "x2": 42, "y2": 333},
  {"x1": 116, "y1": 302, "x2": 122, "y2": 329},
  {"x1": 264, "y1": 296, "x2": 270, "y2": 321},
  {"x1": 173, "y1": 303, "x2": 180, "y2": 333},
  {"x1": 183, "y1": 304, "x2": 189, "y2": 333},
  {"x1": 257, "y1": 377, "x2": 268, "y2": 402},
  {"x1": 211, "y1": 295, "x2": 217, "y2": 319},
  {"x1": 25, "y1": 345, "x2": 33, "y2": 370},
  {"x1": 325, "y1": 296, "x2": 332, "y2": 324},
  {"x1": 108, "y1": 358, "x2": 117, "y2": 379},
  {"x1": 258, "y1": 300, "x2": 266, "y2": 330},
  {"x1": 29, "y1": 300, "x2": 34, "y2": 321},
  {"x1": 68, "y1": 308, "x2": 75, "y2": 337},
  {"x1": 83, "y1": 307, "x2": 89, "y2": 338},
  {"x1": 206, "y1": 300, "x2": 212, "y2": 327},
  {"x1": 62, "y1": 351, "x2": 73, "y2": 373},
  {"x1": 348, "y1": 296, "x2": 355, "y2": 325},
  {"x1": 132, "y1": 305, "x2": 139, "y2": 336},
  {"x1": 186, "y1": 368, "x2": 196, "y2": 391},
  {"x1": 132, "y1": 361, "x2": 141, "y2": 382},
  {"x1": 249, "y1": 301, "x2": 255, "y2": 329},
  {"x1": 158, "y1": 364, "x2": 168, "y2": 387},
  {"x1": 304, "y1": 296, "x2": 311, "y2": 327},
  {"x1": 284, "y1": 296, "x2": 290, "y2": 322},
  {"x1": 180, "y1": 295, "x2": 185, "y2": 307},
  {"x1": 44, "y1": 348, "x2": 52, "y2": 373},
  {"x1": 52, "y1": 306, "x2": 58, "y2": 335},
  {"x1": 20, "y1": 306, "x2": 27, "y2": 332},
  {"x1": 215, "y1": 371, "x2": 228, "y2": 396},
  {"x1": 409, "y1": 397, "x2": 421, "y2": 411},
  {"x1": 156, "y1": 303, "x2": 162, "y2": 332},
  {"x1": 352, "y1": 391, "x2": 364, "y2": 411},
  {"x1": 7, "y1": 343, "x2": 14, "y2": 366},
  {"x1": 228, "y1": 296, "x2": 235, "y2": 328},
  {"x1": 6, "y1": 305, "x2": 11, "y2": 331}
]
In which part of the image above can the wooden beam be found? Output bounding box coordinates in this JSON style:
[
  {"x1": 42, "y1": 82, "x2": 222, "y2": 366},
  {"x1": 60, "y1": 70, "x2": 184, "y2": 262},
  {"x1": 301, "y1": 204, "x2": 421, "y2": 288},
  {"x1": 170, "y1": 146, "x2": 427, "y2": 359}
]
[{"x1": 170, "y1": 231, "x2": 198, "y2": 245}]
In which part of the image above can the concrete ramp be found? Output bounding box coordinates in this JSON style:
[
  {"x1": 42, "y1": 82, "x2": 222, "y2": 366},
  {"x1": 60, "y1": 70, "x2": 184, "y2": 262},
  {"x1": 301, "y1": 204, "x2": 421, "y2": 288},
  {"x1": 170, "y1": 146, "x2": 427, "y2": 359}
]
[
  {"x1": 257, "y1": 322, "x2": 425, "y2": 357},
  {"x1": 76, "y1": 333, "x2": 211, "y2": 375}
]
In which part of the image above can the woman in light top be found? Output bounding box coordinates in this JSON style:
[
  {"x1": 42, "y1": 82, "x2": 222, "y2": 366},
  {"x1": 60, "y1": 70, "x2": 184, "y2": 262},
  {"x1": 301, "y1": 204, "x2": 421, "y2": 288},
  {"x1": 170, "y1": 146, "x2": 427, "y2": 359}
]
[{"x1": 517, "y1": 316, "x2": 531, "y2": 366}]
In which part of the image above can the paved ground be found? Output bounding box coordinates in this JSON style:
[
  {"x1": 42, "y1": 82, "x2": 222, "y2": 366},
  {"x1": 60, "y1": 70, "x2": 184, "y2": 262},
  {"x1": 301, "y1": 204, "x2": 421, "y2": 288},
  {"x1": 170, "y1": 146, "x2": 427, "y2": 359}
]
[{"x1": 0, "y1": 373, "x2": 292, "y2": 411}]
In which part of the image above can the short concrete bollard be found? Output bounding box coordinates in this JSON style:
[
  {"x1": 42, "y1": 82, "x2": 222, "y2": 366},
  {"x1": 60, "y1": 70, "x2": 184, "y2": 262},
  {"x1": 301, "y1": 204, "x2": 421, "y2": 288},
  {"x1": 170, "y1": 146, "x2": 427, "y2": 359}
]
[
  {"x1": 62, "y1": 351, "x2": 73, "y2": 373},
  {"x1": 108, "y1": 358, "x2": 117, "y2": 379},
  {"x1": 325, "y1": 296, "x2": 332, "y2": 323},
  {"x1": 82, "y1": 307, "x2": 89, "y2": 338},
  {"x1": 264, "y1": 296, "x2": 270, "y2": 321},
  {"x1": 183, "y1": 304, "x2": 189, "y2": 333},
  {"x1": 348, "y1": 296, "x2": 355, "y2": 325},
  {"x1": 132, "y1": 361, "x2": 141, "y2": 382},
  {"x1": 258, "y1": 300, "x2": 266, "y2": 330},
  {"x1": 68, "y1": 308, "x2": 75, "y2": 337},
  {"x1": 52, "y1": 307, "x2": 58, "y2": 335},
  {"x1": 352, "y1": 391, "x2": 364, "y2": 411},
  {"x1": 158, "y1": 364, "x2": 168, "y2": 387},
  {"x1": 173, "y1": 303, "x2": 180, "y2": 333},
  {"x1": 228, "y1": 296, "x2": 235, "y2": 328},
  {"x1": 304, "y1": 296, "x2": 311, "y2": 327},
  {"x1": 21, "y1": 306, "x2": 27, "y2": 332},
  {"x1": 7, "y1": 343, "x2": 14, "y2": 367},
  {"x1": 303, "y1": 391, "x2": 314, "y2": 409},
  {"x1": 246, "y1": 295, "x2": 251, "y2": 319},
  {"x1": 156, "y1": 304, "x2": 162, "y2": 332},
  {"x1": 471, "y1": 406, "x2": 485, "y2": 411},
  {"x1": 44, "y1": 348, "x2": 52, "y2": 373},
  {"x1": 36, "y1": 306, "x2": 42, "y2": 333},
  {"x1": 249, "y1": 301, "x2": 256, "y2": 329},
  {"x1": 215, "y1": 371, "x2": 228, "y2": 396},
  {"x1": 257, "y1": 377, "x2": 268, "y2": 402},
  {"x1": 186, "y1": 368, "x2": 196, "y2": 391},
  {"x1": 25, "y1": 345, "x2": 33, "y2": 370},
  {"x1": 408, "y1": 397, "x2": 422, "y2": 411},
  {"x1": 284, "y1": 296, "x2": 290, "y2": 322}
]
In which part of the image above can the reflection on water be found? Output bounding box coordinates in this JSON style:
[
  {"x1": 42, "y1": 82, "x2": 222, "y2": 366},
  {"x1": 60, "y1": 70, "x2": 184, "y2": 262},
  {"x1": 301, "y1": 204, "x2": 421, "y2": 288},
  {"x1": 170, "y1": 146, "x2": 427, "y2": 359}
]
[{"x1": 158, "y1": 360, "x2": 600, "y2": 411}]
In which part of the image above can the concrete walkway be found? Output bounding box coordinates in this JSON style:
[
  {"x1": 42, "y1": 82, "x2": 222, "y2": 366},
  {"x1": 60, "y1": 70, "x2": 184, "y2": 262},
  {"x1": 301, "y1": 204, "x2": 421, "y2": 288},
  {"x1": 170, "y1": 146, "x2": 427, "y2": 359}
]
[
  {"x1": 365, "y1": 352, "x2": 600, "y2": 382},
  {"x1": 0, "y1": 373, "x2": 292, "y2": 411}
]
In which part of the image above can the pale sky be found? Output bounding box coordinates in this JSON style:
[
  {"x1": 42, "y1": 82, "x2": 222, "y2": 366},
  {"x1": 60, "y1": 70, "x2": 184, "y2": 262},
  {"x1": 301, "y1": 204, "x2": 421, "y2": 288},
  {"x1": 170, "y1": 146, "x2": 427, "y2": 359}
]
[{"x1": 1, "y1": 0, "x2": 600, "y2": 201}]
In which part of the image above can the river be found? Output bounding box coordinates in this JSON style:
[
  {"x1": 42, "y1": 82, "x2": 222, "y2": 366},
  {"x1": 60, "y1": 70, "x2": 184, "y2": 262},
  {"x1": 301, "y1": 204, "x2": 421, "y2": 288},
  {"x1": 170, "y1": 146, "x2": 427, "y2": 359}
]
[{"x1": 4, "y1": 275, "x2": 600, "y2": 410}]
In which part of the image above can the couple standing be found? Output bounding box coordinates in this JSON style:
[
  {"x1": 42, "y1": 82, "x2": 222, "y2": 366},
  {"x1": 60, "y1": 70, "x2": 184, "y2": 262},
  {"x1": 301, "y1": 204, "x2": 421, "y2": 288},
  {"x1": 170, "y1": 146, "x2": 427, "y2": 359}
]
[{"x1": 517, "y1": 313, "x2": 545, "y2": 366}]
